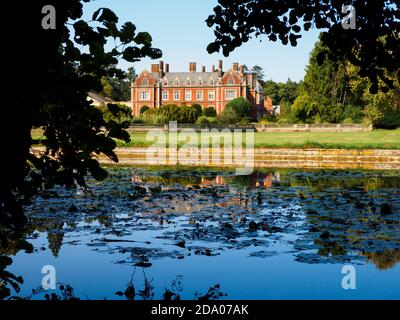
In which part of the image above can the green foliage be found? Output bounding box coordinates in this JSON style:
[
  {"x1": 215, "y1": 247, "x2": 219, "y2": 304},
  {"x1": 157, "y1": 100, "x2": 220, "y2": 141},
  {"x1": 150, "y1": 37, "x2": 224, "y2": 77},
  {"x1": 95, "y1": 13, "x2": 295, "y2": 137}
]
[
  {"x1": 218, "y1": 97, "x2": 252, "y2": 124},
  {"x1": 142, "y1": 104, "x2": 202, "y2": 124},
  {"x1": 97, "y1": 103, "x2": 132, "y2": 124},
  {"x1": 196, "y1": 116, "x2": 210, "y2": 125},
  {"x1": 191, "y1": 104, "x2": 203, "y2": 119},
  {"x1": 218, "y1": 106, "x2": 241, "y2": 124},
  {"x1": 251, "y1": 65, "x2": 265, "y2": 81},
  {"x1": 279, "y1": 100, "x2": 292, "y2": 118},
  {"x1": 101, "y1": 67, "x2": 137, "y2": 101},
  {"x1": 238, "y1": 117, "x2": 251, "y2": 124},
  {"x1": 264, "y1": 79, "x2": 301, "y2": 106},
  {"x1": 4, "y1": 1, "x2": 162, "y2": 226},
  {"x1": 291, "y1": 93, "x2": 318, "y2": 123},
  {"x1": 206, "y1": 1, "x2": 400, "y2": 92},
  {"x1": 226, "y1": 97, "x2": 251, "y2": 118},
  {"x1": 340, "y1": 105, "x2": 363, "y2": 124},
  {"x1": 287, "y1": 40, "x2": 400, "y2": 127},
  {"x1": 140, "y1": 105, "x2": 150, "y2": 115},
  {"x1": 206, "y1": 117, "x2": 219, "y2": 124},
  {"x1": 203, "y1": 106, "x2": 217, "y2": 117}
]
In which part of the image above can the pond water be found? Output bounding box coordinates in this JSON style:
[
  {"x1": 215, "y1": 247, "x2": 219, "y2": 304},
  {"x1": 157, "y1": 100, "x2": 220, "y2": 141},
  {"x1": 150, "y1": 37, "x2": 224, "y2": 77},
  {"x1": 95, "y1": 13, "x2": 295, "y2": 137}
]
[{"x1": 2, "y1": 167, "x2": 400, "y2": 300}]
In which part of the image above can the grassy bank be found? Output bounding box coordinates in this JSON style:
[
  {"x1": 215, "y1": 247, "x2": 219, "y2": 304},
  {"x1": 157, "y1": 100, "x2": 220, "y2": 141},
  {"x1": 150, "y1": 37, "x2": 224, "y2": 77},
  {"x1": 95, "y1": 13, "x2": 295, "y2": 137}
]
[{"x1": 31, "y1": 128, "x2": 400, "y2": 150}]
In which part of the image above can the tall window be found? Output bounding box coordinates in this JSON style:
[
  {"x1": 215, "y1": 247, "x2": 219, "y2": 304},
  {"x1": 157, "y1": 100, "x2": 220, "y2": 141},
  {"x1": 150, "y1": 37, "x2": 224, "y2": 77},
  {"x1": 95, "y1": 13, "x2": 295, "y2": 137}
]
[
  {"x1": 208, "y1": 91, "x2": 215, "y2": 101},
  {"x1": 173, "y1": 90, "x2": 180, "y2": 101},
  {"x1": 162, "y1": 90, "x2": 169, "y2": 101},
  {"x1": 196, "y1": 90, "x2": 204, "y2": 101},
  {"x1": 228, "y1": 77, "x2": 234, "y2": 85},
  {"x1": 139, "y1": 90, "x2": 150, "y2": 101},
  {"x1": 185, "y1": 90, "x2": 192, "y2": 101},
  {"x1": 142, "y1": 78, "x2": 149, "y2": 86},
  {"x1": 225, "y1": 89, "x2": 236, "y2": 100}
]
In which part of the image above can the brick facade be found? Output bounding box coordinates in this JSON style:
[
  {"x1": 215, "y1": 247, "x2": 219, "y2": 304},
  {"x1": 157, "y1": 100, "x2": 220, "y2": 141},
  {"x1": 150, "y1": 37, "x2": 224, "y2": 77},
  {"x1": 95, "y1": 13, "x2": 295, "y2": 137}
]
[{"x1": 131, "y1": 61, "x2": 270, "y2": 118}]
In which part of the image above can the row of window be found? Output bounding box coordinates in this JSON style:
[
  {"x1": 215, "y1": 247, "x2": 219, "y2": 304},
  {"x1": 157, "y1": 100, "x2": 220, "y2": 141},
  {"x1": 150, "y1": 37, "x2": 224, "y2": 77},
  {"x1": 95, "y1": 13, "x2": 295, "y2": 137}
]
[
  {"x1": 139, "y1": 90, "x2": 237, "y2": 101},
  {"x1": 141, "y1": 77, "x2": 236, "y2": 86}
]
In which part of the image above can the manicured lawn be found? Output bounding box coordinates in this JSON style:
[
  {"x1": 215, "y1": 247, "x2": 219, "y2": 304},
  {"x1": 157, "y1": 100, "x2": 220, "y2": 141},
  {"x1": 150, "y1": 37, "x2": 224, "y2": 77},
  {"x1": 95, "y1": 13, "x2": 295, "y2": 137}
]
[
  {"x1": 118, "y1": 129, "x2": 400, "y2": 149},
  {"x1": 31, "y1": 128, "x2": 400, "y2": 149}
]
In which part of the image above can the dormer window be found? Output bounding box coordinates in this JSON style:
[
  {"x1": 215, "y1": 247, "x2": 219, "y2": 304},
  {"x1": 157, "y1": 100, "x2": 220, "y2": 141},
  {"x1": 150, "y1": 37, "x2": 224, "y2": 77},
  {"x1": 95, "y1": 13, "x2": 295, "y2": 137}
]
[
  {"x1": 186, "y1": 79, "x2": 191, "y2": 86},
  {"x1": 174, "y1": 79, "x2": 179, "y2": 86},
  {"x1": 228, "y1": 77, "x2": 234, "y2": 85},
  {"x1": 142, "y1": 78, "x2": 149, "y2": 86},
  {"x1": 198, "y1": 79, "x2": 202, "y2": 85}
]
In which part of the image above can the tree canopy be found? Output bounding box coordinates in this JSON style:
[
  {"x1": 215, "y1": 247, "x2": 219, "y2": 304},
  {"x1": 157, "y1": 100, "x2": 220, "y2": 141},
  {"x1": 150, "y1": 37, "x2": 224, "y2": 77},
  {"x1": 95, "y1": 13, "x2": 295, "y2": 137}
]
[
  {"x1": 3, "y1": 1, "x2": 161, "y2": 227},
  {"x1": 288, "y1": 40, "x2": 400, "y2": 126},
  {"x1": 206, "y1": 0, "x2": 400, "y2": 93}
]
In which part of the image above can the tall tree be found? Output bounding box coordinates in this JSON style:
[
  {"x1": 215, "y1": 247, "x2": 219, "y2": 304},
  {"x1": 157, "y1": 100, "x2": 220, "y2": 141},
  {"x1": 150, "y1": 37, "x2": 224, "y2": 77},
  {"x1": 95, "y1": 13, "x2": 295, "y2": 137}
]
[
  {"x1": 126, "y1": 67, "x2": 137, "y2": 83},
  {"x1": 251, "y1": 65, "x2": 265, "y2": 81},
  {"x1": 3, "y1": 1, "x2": 162, "y2": 226},
  {"x1": 206, "y1": 0, "x2": 400, "y2": 93}
]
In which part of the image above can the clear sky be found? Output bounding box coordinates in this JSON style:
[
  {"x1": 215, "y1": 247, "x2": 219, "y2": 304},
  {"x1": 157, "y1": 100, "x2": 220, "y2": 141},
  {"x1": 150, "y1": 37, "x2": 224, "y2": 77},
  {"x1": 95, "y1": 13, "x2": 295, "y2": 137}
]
[{"x1": 82, "y1": 0, "x2": 321, "y2": 83}]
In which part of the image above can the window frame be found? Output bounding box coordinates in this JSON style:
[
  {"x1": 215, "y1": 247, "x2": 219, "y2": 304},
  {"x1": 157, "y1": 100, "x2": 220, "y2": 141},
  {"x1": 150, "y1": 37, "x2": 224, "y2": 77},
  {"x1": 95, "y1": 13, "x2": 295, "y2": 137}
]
[
  {"x1": 139, "y1": 90, "x2": 151, "y2": 101},
  {"x1": 173, "y1": 90, "x2": 180, "y2": 101},
  {"x1": 208, "y1": 90, "x2": 215, "y2": 101},
  {"x1": 196, "y1": 90, "x2": 204, "y2": 101},
  {"x1": 162, "y1": 90, "x2": 169, "y2": 101},
  {"x1": 185, "y1": 90, "x2": 192, "y2": 101},
  {"x1": 225, "y1": 89, "x2": 236, "y2": 100}
]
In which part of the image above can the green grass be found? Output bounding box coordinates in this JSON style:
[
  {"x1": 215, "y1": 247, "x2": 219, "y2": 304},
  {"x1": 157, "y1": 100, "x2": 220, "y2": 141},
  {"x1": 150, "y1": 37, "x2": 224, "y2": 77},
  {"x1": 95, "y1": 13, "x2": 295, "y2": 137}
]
[{"x1": 31, "y1": 128, "x2": 400, "y2": 149}]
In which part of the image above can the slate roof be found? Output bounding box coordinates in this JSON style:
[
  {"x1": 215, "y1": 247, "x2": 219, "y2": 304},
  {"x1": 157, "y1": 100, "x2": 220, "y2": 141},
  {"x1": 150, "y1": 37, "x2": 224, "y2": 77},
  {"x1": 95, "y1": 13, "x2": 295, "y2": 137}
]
[
  {"x1": 87, "y1": 92, "x2": 114, "y2": 103},
  {"x1": 148, "y1": 71, "x2": 222, "y2": 86}
]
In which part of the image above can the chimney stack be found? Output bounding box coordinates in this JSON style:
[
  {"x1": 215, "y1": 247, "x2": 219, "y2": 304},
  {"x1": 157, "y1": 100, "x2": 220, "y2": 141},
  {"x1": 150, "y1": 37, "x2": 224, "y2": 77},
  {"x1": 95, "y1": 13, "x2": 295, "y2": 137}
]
[
  {"x1": 233, "y1": 62, "x2": 239, "y2": 72},
  {"x1": 189, "y1": 62, "x2": 197, "y2": 72},
  {"x1": 151, "y1": 64, "x2": 159, "y2": 73},
  {"x1": 211, "y1": 65, "x2": 216, "y2": 72},
  {"x1": 217, "y1": 60, "x2": 223, "y2": 77},
  {"x1": 240, "y1": 65, "x2": 244, "y2": 74},
  {"x1": 165, "y1": 63, "x2": 170, "y2": 73},
  {"x1": 159, "y1": 61, "x2": 164, "y2": 78},
  {"x1": 201, "y1": 66, "x2": 206, "y2": 72},
  {"x1": 218, "y1": 60, "x2": 223, "y2": 71}
]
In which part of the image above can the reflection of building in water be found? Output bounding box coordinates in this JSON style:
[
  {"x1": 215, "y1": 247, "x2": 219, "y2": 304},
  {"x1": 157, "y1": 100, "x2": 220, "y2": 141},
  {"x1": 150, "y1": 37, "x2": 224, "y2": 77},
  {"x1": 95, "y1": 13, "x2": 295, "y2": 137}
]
[
  {"x1": 201, "y1": 176, "x2": 226, "y2": 186},
  {"x1": 131, "y1": 172, "x2": 280, "y2": 189},
  {"x1": 252, "y1": 172, "x2": 280, "y2": 189}
]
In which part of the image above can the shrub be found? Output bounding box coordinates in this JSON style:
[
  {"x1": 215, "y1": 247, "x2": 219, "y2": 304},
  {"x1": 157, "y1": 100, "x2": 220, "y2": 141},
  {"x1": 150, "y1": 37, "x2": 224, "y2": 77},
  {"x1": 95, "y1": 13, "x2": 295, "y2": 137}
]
[
  {"x1": 277, "y1": 117, "x2": 294, "y2": 124},
  {"x1": 207, "y1": 117, "x2": 218, "y2": 124},
  {"x1": 219, "y1": 107, "x2": 241, "y2": 124},
  {"x1": 340, "y1": 105, "x2": 363, "y2": 123},
  {"x1": 238, "y1": 117, "x2": 251, "y2": 124},
  {"x1": 203, "y1": 106, "x2": 217, "y2": 117},
  {"x1": 196, "y1": 116, "x2": 209, "y2": 125},
  {"x1": 191, "y1": 104, "x2": 203, "y2": 119},
  {"x1": 140, "y1": 105, "x2": 150, "y2": 115},
  {"x1": 225, "y1": 97, "x2": 251, "y2": 118},
  {"x1": 130, "y1": 117, "x2": 144, "y2": 124},
  {"x1": 98, "y1": 103, "x2": 133, "y2": 124}
]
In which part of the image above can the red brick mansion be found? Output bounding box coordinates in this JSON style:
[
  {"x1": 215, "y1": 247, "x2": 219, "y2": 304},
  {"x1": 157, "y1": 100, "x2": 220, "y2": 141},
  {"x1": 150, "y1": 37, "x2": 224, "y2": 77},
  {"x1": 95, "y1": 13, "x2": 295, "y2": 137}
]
[{"x1": 131, "y1": 60, "x2": 272, "y2": 118}]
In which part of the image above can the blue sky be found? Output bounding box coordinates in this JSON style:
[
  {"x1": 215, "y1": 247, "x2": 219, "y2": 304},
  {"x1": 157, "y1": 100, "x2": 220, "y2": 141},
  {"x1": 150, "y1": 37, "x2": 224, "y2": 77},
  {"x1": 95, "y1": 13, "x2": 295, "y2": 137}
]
[{"x1": 82, "y1": 0, "x2": 321, "y2": 82}]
